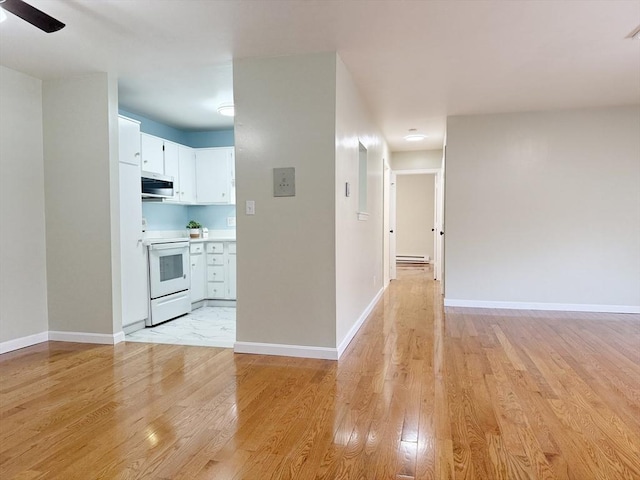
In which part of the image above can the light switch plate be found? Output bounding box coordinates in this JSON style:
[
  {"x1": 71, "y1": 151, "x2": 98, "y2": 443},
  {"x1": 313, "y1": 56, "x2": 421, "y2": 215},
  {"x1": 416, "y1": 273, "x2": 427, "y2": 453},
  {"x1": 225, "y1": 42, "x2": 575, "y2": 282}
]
[
  {"x1": 246, "y1": 200, "x2": 255, "y2": 215},
  {"x1": 273, "y1": 167, "x2": 295, "y2": 197}
]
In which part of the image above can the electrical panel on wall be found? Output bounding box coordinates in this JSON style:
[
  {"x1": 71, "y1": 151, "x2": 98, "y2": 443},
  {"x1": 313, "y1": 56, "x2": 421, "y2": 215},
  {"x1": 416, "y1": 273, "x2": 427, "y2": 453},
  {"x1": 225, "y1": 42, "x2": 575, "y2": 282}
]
[{"x1": 273, "y1": 167, "x2": 295, "y2": 197}]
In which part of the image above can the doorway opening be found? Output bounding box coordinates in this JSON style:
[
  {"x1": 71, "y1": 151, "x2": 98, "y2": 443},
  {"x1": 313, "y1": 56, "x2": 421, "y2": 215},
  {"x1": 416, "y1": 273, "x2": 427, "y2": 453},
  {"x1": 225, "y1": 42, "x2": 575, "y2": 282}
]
[{"x1": 389, "y1": 167, "x2": 443, "y2": 286}]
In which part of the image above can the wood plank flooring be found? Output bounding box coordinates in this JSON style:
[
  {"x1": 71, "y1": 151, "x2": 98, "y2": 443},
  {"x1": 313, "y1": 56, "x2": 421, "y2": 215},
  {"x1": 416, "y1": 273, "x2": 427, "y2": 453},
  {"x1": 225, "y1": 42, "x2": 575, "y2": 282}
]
[{"x1": 1, "y1": 266, "x2": 639, "y2": 479}]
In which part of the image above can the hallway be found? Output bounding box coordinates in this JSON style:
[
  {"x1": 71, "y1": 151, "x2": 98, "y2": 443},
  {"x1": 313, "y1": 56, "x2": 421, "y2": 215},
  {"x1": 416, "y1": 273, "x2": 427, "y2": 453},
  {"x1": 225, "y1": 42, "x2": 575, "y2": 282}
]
[{"x1": 0, "y1": 266, "x2": 638, "y2": 478}]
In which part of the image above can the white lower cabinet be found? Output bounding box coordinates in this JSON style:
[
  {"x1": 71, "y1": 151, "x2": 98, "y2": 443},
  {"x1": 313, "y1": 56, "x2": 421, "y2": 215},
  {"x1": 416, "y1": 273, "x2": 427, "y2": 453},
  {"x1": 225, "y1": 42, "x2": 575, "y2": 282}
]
[
  {"x1": 228, "y1": 247, "x2": 237, "y2": 299},
  {"x1": 200, "y1": 241, "x2": 236, "y2": 300},
  {"x1": 190, "y1": 243, "x2": 206, "y2": 302}
]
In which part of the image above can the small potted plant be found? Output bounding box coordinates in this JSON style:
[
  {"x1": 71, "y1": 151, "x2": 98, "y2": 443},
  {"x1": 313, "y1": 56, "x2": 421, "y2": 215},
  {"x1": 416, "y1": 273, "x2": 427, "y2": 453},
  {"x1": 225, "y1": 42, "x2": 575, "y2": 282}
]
[{"x1": 186, "y1": 220, "x2": 202, "y2": 238}]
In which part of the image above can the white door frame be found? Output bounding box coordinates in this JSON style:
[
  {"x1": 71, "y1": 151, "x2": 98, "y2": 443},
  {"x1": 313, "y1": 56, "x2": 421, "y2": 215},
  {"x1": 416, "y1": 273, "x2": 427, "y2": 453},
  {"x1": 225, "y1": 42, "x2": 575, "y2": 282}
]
[
  {"x1": 389, "y1": 171, "x2": 397, "y2": 280},
  {"x1": 391, "y1": 168, "x2": 442, "y2": 280},
  {"x1": 383, "y1": 161, "x2": 391, "y2": 285}
]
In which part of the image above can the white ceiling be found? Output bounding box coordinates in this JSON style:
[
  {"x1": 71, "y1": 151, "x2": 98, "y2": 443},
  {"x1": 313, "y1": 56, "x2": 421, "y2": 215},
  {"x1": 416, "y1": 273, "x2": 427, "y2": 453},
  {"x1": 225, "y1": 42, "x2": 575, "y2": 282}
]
[{"x1": 1, "y1": 0, "x2": 639, "y2": 151}]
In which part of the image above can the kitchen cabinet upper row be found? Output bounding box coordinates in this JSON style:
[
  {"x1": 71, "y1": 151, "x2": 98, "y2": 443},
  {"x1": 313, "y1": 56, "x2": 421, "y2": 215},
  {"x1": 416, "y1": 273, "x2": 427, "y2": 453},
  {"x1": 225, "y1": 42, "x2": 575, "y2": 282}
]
[
  {"x1": 195, "y1": 148, "x2": 235, "y2": 204},
  {"x1": 140, "y1": 132, "x2": 235, "y2": 205}
]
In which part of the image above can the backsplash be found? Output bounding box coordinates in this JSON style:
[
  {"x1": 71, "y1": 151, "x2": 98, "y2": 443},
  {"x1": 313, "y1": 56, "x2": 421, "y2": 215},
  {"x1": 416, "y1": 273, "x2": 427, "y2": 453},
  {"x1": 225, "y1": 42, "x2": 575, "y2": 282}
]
[
  {"x1": 143, "y1": 203, "x2": 236, "y2": 232},
  {"x1": 188, "y1": 205, "x2": 236, "y2": 230}
]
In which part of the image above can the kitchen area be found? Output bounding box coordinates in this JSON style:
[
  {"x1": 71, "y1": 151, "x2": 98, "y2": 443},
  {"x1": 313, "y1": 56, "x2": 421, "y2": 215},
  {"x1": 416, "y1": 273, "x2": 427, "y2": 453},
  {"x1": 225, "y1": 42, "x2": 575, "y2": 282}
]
[{"x1": 118, "y1": 93, "x2": 238, "y2": 348}]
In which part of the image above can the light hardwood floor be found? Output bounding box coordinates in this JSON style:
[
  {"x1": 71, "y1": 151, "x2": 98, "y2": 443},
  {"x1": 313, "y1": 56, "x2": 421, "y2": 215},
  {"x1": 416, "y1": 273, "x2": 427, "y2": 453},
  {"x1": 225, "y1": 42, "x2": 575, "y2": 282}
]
[{"x1": 1, "y1": 266, "x2": 639, "y2": 479}]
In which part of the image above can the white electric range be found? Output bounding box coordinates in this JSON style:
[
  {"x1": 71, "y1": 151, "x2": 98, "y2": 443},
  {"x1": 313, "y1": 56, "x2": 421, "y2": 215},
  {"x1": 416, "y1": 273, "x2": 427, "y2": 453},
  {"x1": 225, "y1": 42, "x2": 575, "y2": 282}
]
[{"x1": 145, "y1": 237, "x2": 191, "y2": 326}]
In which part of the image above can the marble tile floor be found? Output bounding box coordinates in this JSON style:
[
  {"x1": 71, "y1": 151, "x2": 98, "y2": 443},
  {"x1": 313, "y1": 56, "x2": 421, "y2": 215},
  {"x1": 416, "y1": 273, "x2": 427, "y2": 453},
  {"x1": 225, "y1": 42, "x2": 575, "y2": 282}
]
[{"x1": 125, "y1": 306, "x2": 236, "y2": 348}]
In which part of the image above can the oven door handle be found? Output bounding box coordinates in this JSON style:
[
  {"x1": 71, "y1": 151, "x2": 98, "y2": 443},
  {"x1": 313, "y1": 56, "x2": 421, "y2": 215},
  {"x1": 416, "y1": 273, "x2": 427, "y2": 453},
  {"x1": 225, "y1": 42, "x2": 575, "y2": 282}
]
[{"x1": 149, "y1": 243, "x2": 189, "y2": 251}]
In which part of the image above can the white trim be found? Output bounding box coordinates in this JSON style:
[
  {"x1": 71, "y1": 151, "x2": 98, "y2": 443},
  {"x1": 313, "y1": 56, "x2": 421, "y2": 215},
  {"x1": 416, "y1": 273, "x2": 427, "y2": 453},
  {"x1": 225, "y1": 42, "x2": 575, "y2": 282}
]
[
  {"x1": 337, "y1": 287, "x2": 384, "y2": 358},
  {"x1": 0, "y1": 331, "x2": 49, "y2": 354},
  {"x1": 394, "y1": 168, "x2": 440, "y2": 175},
  {"x1": 234, "y1": 341, "x2": 338, "y2": 360},
  {"x1": 443, "y1": 298, "x2": 640, "y2": 314},
  {"x1": 49, "y1": 331, "x2": 125, "y2": 345}
]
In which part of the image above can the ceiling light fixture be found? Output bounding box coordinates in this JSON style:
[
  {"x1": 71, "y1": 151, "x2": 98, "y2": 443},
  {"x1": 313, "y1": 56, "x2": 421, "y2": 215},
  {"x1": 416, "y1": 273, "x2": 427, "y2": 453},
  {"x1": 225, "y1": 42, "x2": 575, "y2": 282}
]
[
  {"x1": 404, "y1": 129, "x2": 427, "y2": 142},
  {"x1": 217, "y1": 104, "x2": 235, "y2": 117},
  {"x1": 0, "y1": 8, "x2": 7, "y2": 23}
]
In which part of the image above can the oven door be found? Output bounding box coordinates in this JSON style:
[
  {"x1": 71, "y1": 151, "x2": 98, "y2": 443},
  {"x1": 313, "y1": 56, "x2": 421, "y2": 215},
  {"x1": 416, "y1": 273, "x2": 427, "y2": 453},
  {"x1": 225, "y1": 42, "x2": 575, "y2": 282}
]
[{"x1": 148, "y1": 242, "x2": 190, "y2": 299}]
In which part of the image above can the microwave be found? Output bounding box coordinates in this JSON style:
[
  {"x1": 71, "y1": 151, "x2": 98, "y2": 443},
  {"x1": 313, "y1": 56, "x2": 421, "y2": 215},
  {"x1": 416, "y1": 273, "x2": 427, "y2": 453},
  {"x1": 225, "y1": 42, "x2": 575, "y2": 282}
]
[{"x1": 141, "y1": 171, "x2": 174, "y2": 198}]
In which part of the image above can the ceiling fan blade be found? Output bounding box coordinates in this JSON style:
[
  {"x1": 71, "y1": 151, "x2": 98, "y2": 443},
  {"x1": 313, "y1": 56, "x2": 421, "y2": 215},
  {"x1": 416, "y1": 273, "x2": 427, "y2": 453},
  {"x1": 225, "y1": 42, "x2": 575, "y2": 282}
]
[{"x1": 1, "y1": 0, "x2": 65, "y2": 33}]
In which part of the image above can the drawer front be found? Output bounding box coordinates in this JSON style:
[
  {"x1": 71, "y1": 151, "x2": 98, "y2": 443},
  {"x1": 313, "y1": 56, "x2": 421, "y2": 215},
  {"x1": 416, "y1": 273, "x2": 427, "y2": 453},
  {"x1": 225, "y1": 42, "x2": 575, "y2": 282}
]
[
  {"x1": 207, "y1": 254, "x2": 224, "y2": 266},
  {"x1": 207, "y1": 266, "x2": 225, "y2": 282},
  {"x1": 228, "y1": 242, "x2": 236, "y2": 254},
  {"x1": 206, "y1": 242, "x2": 224, "y2": 254},
  {"x1": 190, "y1": 243, "x2": 204, "y2": 254},
  {"x1": 207, "y1": 283, "x2": 225, "y2": 299}
]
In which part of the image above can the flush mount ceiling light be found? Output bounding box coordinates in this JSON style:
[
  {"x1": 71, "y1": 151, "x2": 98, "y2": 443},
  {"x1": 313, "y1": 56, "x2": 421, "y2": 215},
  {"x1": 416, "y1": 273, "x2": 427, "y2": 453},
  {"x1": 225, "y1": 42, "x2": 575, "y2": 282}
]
[
  {"x1": 217, "y1": 104, "x2": 235, "y2": 117},
  {"x1": 404, "y1": 129, "x2": 427, "y2": 142},
  {"x1": 0, "y1": 8, "x2": 6, "y2": 23}
]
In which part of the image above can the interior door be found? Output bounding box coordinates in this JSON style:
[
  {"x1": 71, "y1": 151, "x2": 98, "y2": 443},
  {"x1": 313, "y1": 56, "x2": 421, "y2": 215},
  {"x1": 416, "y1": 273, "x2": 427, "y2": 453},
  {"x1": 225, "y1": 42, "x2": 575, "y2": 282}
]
[{"x1": 389, "y1": 171, "x2": 397, "y2": 280}]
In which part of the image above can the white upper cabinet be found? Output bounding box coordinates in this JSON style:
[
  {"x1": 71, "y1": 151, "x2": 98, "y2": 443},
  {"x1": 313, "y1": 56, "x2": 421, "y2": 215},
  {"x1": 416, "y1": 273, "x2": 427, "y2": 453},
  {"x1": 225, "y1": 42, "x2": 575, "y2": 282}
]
[
  {"x1": 162, "y1": 141, "x2": 180, "y2": 202},
  {"x1": 228, "y1": 149, "x2": 236, "y2": 205},
  {"x1": 119, "y1": 116, "x2": 141, "y2": 166},
  {"x1": 178, "y1": 145, "x2": 197, "y2": 204},
  {"x1": 195, "y1": 147, "x2": 235, "y2": 204},
  {"x1": 137, "y1": 131, "x2": 235, "y2": 205},
  {"x1": 140, "y1": 133, "x2": 165, "y2": 174}
]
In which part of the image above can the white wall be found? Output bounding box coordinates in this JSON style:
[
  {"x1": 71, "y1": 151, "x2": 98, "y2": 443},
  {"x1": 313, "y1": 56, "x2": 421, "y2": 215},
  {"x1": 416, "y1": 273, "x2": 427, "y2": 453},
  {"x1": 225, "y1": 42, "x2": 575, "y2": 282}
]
[
  {"x1": 335, "y1": 56, "x2": 387, "y2": 349},
  {"x1": 0, "y1": 66, "x2": 49, "y2": 344},
  {"x1": 391, "y1": 150, "x2": 442, "y2": 171},
  {"x1": 445, "y1": 106, "x2": 640, "y2": 311},
  {"x1": 234, "y1": 53, "x2": 337, "y2": 349},
  {"x1": 396, "y1": 174, "x2": 435, "y2": 260},
  {"x1": 42, "y1": 73, "x2": 122, "y2": 335}
]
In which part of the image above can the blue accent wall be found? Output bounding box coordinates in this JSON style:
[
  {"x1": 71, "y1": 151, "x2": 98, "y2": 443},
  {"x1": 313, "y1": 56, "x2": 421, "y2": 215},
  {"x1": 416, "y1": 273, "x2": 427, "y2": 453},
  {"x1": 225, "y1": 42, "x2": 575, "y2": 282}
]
[
  {"x1": 142, "y1": 203, "x2": 189, "y2": 231},
  {"x1": 143, "y1": 203, "x2": 236, "y2": 231},
  {"x1": 118, "y1": 109, "x2": 234, "y2": 148},
  {"x1": 188, "y1": 205, "x2": 237, "y2": 230},
  {"x1": 184, "y1": 129, "x2": 235, "y2": 148},
  {"x1": 119, "y1": 109, "x2": 190, "y2": 145}
]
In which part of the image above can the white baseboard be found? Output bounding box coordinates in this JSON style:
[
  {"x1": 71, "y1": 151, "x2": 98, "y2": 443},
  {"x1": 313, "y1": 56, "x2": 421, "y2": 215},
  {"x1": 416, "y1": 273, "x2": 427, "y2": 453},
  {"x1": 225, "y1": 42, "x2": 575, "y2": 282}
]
[
  {"x1": 49, "y1": 330, "x2": 125, "y2": 345},
  {"x1": 234, "y1": 287, "x2": 386, "y2": 361},
  {"x1": 0, "y1": 329, "x2": 126, "y2": 355},
  {"x1": 0, "y1": 331, "x2": 49, "y2": 354},
  {"x1": 443, "y1": 298, "x2": 640, "y2": 314},
  {"x1": 234, "y1": 341, "x2": 338, "y2": 360},
  {"x1": 337, "y1": 287, "x2": 384, "y2": 358}
]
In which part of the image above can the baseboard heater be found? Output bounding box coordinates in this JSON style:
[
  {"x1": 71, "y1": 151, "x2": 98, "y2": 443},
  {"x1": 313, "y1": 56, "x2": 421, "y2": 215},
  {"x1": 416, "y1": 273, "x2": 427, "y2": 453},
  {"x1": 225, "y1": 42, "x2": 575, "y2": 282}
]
[{"x1": 396, "y1": 255, "x2": 430, "y2": 264}]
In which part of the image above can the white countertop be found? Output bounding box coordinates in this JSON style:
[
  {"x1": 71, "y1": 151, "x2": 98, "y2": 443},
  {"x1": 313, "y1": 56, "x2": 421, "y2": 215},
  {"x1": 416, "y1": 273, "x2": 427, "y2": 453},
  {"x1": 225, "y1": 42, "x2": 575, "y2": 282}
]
[
  {"x1": 144, "y1": 230, "x2": 236, "y2": 243},
  {"x1": 190, "y1": 236, "x2": 236, "y2": 243}
]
